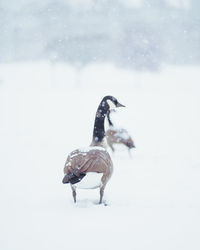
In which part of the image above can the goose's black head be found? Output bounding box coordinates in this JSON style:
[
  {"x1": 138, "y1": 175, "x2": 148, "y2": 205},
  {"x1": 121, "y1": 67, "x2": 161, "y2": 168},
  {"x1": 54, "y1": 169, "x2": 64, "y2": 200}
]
[{"x1": 101, "y1": 96, "x2": 125, "y2": 112}]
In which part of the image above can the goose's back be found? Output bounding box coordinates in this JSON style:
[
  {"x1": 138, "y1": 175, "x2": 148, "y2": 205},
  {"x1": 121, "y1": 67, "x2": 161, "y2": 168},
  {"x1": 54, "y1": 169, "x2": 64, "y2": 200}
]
[
  {"x1": 63, "y1": 147, "x2": 113, "y2": 184},
  {"x1": 106, "y1": 128, "x2": 134, "y2": 147}
]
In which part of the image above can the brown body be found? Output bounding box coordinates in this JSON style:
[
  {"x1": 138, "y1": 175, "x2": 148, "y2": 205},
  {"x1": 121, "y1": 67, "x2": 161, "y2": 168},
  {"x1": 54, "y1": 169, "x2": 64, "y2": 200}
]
[
  {"x1": 106, "y1": 128, "x2": 135, "y2": 152},
  {"x1": 63, "y1": 147, "x2": 113, "y2": 186},
  {"x1": 63, "y1": 144, "x2": 113, "y2": 204}
]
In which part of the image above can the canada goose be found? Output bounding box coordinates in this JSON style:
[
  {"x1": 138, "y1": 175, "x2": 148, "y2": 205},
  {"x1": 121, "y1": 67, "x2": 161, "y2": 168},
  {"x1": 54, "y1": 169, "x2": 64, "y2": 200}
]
[
  {"x1": 106, "y1": 111, "x2": 135, "y2": 153},
  {"x1": 62, "y1": 96, "x2": 125, "y2": 204}
]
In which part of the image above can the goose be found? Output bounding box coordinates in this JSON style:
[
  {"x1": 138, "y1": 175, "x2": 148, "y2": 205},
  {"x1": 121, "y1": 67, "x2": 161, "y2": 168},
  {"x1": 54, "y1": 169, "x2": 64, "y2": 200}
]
[
  {"x1": 62, "y1": 96, "x2": 125, "y2": 204},
  {"x1": 106, "y1": 110, "x2": 135, "y2": 153}
]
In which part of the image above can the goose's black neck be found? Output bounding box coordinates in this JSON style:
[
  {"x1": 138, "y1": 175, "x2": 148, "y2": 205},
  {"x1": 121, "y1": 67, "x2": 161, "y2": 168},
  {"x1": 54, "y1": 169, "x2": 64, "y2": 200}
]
[{"x1": 92, "y1": 100, "x2": 109, "y2": 143}]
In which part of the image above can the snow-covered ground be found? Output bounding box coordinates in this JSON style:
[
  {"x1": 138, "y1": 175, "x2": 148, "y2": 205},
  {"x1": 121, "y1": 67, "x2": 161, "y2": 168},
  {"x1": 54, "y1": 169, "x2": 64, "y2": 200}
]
[{"x1": 0, "y1": 62, "x2": 200, "y2": 250}]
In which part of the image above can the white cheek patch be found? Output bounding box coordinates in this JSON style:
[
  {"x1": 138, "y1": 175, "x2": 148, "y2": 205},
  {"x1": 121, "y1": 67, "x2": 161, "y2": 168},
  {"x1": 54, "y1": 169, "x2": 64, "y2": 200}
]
[{"x1": 107, "y1": 100, "x2": 116, "y2": 110}]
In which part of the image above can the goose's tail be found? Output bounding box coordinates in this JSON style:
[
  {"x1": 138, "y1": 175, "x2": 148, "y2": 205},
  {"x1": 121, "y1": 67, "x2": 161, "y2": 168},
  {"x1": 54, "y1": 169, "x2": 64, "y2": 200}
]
[{"x1": 62, "y1": 172, "x2": 86, "y2": 184}]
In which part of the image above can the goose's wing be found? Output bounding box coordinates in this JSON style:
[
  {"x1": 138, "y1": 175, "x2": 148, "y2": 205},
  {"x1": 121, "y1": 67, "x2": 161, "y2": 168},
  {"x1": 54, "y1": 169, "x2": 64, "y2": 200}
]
[{"x1": 63, "y1": 147, "x2": 113, "y2": 184}]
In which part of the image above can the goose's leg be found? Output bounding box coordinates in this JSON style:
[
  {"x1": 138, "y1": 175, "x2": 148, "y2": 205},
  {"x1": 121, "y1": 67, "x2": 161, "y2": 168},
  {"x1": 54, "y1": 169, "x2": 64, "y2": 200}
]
[
  {"x1": 71, "y1": 185, "x2": 76, "y2": 203},
  {"x1": 99, "y1": 186, "x2": 105, "y2": 204},
  {"x1": 107, "y1": 141, "x2": 115, "y2": 152},
  {"x1": 109, "y1": 142, "x2": 115, "y2": 153},
  {"x1": 128, "y1": 148, "x2": 132, "y2": 158}
]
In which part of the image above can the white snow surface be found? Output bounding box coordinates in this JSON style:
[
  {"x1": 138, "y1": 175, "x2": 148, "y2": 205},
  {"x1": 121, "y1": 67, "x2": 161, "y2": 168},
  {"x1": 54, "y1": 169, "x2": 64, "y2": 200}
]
[{"x1": 0, "y1": 62, "x2": 200, "y2": 250}]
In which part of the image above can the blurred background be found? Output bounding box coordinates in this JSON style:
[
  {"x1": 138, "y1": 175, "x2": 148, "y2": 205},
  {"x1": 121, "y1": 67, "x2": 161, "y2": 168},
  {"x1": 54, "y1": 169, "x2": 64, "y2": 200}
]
[{"x1": 0, "y1": 0, "x2": 200, "y2": 70}]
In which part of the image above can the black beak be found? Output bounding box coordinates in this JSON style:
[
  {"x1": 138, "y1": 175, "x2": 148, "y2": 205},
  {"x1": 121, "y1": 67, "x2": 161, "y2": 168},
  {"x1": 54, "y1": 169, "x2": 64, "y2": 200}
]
[{"x1": 116, "y1": 102, "x2": 125, "y2": 108}]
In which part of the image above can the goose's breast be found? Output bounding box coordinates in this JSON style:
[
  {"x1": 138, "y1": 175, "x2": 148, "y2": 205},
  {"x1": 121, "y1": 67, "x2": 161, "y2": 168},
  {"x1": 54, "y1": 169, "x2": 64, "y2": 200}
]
[{"x1": 73, "y1": 172, "x2": 103, "y2": 189}]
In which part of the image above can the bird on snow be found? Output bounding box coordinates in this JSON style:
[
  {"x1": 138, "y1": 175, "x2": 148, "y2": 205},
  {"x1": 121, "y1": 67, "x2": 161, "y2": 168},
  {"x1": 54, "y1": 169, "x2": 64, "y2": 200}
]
[
  {"x1": 62, "y1": 96, "x2": 125, "y2": 204},
  {"x1": 106, "y1": 110, "x2": 135, "y2": 153}
]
